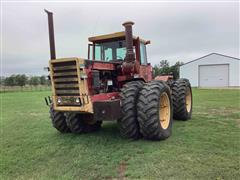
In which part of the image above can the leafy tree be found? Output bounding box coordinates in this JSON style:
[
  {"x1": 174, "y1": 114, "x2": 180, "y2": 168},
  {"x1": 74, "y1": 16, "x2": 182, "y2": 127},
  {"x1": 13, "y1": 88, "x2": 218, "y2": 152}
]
[
  {"x1": 170, "y1": 61, "x2": 184, "y2": 80},
  {"x1": 153, "y1": 60, "x2": 184, "y2": 79},
  {"x1": 4, "y1": 75, "x2": 16, "y2": 86},
  {"x1": 3, "y1": 74, "x2": 50, "y2": 87},
  {"x1": 153, "y1": 64, "x2": 161, "y2": 77},
  {"x1": 15, "y1": 74, "x2": 28, "y2": 87},
  {"x1": 159, "y1": 60, "x2": 169, "y2": 68},
  {"x1": 153, "y1": 60, "x2": 171, "y2": 77},
  {"x1": 159, "y1": 60, "x2": 171, "y2": 75},
  {"x1": 40, "y1": 75, "x2": 47, "y2": 85},
  {"x1": 29, "y1": 76, "x2": 40, "y2": 86},
  {"x1": 0, "y1": 76, "x2": 5, "y2": 85}
]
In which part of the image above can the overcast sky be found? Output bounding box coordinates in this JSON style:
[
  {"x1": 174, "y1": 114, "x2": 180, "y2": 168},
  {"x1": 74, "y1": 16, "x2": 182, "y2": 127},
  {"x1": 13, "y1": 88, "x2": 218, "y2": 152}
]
[{"x1": 1, "y1": 1, "x2": 239, "y2": 76}]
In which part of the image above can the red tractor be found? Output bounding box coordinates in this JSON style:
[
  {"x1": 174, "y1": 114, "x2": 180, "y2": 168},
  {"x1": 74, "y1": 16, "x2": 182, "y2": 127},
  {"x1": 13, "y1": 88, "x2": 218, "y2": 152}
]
[{"x1": 44, "y1": 10, "x2": 193, "y2": 140}]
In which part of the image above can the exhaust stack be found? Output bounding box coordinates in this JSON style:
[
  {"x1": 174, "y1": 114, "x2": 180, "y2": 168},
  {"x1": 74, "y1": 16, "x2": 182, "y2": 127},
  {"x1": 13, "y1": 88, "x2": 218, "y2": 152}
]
[
  {"x1": 44, "y1": 9, "x2": 56, "y2": 60},
  {"x1": 122, "y1": 21, "x2": 135, "y2": 62}
]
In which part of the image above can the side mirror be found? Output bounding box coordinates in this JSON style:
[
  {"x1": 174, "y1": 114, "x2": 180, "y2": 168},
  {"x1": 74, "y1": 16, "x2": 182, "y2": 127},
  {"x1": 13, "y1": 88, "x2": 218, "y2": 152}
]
[
  {"x1": 43, "y1": 67, "x2": 50, "y2": 71},
  {"x1": 145, "y1": 40, "x2": 151, "y2": 45}
]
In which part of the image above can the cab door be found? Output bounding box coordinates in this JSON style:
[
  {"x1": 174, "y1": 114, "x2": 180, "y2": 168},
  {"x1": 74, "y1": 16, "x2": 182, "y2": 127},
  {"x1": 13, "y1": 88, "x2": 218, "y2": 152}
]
[
  {"x1": 139, "y1": 42, "x2": 152, "y2": 81},
  {"x1": 88, "y1": 44, "x2": 93, "y2": 60},
  {"x1": 88, "y1": 43, "x2": 102, "y2": 60}
]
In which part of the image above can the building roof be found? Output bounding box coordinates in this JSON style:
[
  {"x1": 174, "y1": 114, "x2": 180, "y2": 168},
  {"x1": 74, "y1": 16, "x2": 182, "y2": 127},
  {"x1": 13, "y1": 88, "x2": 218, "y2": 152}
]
[
  {"x1": 88, "y1": 31, "x2": 148, "y2": 44},
  {"x1": 181, "y1": 53, "x2": 240, "y2": 66}
]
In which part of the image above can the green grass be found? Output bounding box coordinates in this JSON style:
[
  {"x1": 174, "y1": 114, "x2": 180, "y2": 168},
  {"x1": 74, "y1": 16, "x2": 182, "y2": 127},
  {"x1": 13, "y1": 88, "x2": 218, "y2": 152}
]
[
  {"x1": 0, "y1": 85, "x2": 50, "y2": 93},
  {"x1": 1, "y1": 89, "x2": 240, "y2": 179}
]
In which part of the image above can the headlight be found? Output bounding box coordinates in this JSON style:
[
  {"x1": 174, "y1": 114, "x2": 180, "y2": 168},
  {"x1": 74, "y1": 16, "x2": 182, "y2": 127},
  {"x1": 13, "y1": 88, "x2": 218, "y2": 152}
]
[
  {"x1": 76, "y1": 98, "x2": 80, "y2": 103},
  {"x1": 80, "y1": 74, "x2": 88, "y2": 79},
  {"x1": 57, "y1": 97, "x2": 61, "y2": 104}
]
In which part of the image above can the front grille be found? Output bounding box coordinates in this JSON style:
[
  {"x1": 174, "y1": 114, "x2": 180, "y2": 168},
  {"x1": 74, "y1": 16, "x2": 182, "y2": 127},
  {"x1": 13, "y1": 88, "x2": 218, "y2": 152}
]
[{"x1": 52, "y1": 60, "x2": 80, "y2": 96}]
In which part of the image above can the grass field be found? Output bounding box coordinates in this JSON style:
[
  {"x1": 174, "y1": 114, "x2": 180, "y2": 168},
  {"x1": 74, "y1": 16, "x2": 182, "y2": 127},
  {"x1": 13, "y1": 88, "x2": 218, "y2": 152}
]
[
  {"x1": 0, "y1": 85, "x2": 51, "y2": 93},
  {"x1": 1, "y1": 89, "x2": 240, "y2": 179}
]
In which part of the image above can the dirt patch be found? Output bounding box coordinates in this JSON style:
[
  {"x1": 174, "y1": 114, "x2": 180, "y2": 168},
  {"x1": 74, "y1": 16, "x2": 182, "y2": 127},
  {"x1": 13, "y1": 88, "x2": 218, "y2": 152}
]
[
  {"x1": 18, "y1": 112, "x2": 47, "y2": 117},
  {"x1": 104, "y1": 176, "x2": 113, "y2": 180},
  {"x1": 117, "y1": 161, "x2": 127, "y2": 180},
  {"x1": 209, "y1": 108, "x2": 239, "y2": 117}
]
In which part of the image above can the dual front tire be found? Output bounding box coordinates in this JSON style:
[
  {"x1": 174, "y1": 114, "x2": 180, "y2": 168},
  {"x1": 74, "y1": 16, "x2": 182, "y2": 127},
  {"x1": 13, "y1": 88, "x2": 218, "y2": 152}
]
[
  {"x1": 49, "y1": 107, "x2": 101, "y2": 134},
  {"x1": 171, "y1": 79, "x2": 192, "y2": 120},
  {"x1": 66, "y1": 113, "x2": 102, "y2": 133},
  {"x1": 49, "y1": 105, "x2": 70, "y2": 133}
]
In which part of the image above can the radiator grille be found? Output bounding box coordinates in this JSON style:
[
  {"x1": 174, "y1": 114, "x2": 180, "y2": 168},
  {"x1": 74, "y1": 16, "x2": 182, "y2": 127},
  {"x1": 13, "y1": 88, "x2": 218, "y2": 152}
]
[{"x1": 52, "y1": 60, "x2": 81, "y2": 106}]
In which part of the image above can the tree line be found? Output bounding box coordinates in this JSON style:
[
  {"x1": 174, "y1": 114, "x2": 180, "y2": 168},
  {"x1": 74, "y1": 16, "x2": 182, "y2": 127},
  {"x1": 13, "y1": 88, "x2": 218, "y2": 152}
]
[
  {"x1": 0, "y1": 75, "x2": 50, "y2": 86},
  {"x1": 1, "y1": 60, "x2": 183, "y2": 86},
  {"x1": 153, "y1": 60, "x2": 184, "y2": 80}
]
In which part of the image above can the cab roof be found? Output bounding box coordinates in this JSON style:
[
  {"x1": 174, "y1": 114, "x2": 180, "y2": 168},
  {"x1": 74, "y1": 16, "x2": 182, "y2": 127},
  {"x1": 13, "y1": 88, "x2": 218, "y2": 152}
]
[{"x1": 88, "y1": 31, "x2": 149, "y2": 44}]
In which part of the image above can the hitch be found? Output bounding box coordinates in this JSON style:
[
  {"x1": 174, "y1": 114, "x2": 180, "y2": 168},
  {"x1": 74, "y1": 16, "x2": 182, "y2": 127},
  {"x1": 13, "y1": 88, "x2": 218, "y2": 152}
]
[{"x1": 44, "y1": 96, "x2": 52, "y2": 106}]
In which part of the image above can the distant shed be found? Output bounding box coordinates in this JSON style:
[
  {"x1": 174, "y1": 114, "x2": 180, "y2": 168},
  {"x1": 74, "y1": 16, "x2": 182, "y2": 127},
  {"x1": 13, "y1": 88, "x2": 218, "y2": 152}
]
[{"x1": 180, "y1": 53, "x2": 240, "y2": 87}]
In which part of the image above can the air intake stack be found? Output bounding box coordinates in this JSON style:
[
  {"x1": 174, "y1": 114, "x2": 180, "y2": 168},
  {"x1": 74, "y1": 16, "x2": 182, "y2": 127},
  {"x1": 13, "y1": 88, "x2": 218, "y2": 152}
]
[
  {"x1": 122, "y1": 21, "x2": 135, "y2": 75},
  {"x1": 122, "y1": 21, "x2": 135, "y2": 62},
  {"x1": 45, "y1": 9, "x2": 56, "y2": 60}
]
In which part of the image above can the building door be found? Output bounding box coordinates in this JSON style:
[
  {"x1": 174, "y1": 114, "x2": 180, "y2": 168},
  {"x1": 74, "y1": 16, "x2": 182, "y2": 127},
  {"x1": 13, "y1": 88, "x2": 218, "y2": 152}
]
[{"x1": 199, "y1": 64, "x2": 229, "y2": 87}]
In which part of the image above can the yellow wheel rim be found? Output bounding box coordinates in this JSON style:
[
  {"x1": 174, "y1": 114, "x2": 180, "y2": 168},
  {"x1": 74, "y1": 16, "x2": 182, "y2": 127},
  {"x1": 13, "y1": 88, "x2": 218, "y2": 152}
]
[
  {"x1": 186, "y1": 87, "x2": 192, "y2": 113},
  {"x1": 159, "y1": 92, "x2": 170, "y2": 129}
]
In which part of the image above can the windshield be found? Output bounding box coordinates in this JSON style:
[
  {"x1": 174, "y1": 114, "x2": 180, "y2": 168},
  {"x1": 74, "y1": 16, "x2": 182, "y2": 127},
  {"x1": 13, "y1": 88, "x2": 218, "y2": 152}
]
[{"x1": 94, "y1": 40, "x2": 127, "y2": 61}]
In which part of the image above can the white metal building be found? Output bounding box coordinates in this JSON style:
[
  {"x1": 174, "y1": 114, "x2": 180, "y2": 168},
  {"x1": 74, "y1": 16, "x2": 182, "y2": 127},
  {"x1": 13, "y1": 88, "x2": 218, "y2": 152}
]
[{"x1": 180, "y1": 53, "x2": 240, "y2": 87}]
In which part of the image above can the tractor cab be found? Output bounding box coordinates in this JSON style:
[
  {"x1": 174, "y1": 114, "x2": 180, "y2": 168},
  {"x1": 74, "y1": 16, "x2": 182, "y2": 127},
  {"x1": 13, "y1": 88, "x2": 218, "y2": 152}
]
[{"x1": 88, "y1": 31, "x2": 150, "y2": 66}]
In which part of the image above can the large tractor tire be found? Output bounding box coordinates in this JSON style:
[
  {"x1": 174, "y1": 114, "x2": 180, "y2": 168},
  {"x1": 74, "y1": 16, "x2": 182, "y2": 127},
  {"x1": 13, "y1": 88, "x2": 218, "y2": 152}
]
[
  {"x1": 172, "y1": 78, "x2": 192, "y2": 120},
  {"x1": 82, "y1": 114, "x2": 102, "y2": 133},
  {"x1": 118, "y1": 81, "x2": 144, "y2": 139},
  {"x1": 66, "y1": 113, "x2": 102, "y2": 134},
  {"x1": 49, "y1": 105, "x2": 70, "y2": 133},
  {"x1": 65, "y1": 113, "x2": 85, "y2": 133},
  {"x1": 137, "y1": 81, "x2": 173, "y2": 140},
  {"x1": 166, "y1": 79, "x2": 174, "y2": 89}
]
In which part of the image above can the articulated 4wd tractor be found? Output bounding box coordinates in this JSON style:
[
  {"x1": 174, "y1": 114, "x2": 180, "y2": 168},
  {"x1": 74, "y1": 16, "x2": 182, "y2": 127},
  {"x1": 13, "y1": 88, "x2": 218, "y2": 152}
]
[{"x1": 44, "y1": 10, "x2": 193, "y2": 140}]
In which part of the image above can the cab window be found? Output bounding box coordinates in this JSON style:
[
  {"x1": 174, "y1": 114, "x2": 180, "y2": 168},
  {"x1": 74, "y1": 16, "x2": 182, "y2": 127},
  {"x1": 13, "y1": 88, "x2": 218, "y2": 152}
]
[
  {"x1": 93, "y1": 40, "x2": 129, "y2": 61},
  {"x1": 95, "y1": 45, "x2": 101, "y2": 60},
  {"x1": 104, "y1": 47, "x2": 113, "y2": 61},
  {"x1": 140, "y1": 43, "x2": 147, "y2": 65}
]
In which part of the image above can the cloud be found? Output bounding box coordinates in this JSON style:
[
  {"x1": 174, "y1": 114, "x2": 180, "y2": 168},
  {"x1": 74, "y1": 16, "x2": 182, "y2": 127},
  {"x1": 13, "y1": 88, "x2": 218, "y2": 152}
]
[{"x1": 2, "y1": 2, "x2": 239, "y2": 75}]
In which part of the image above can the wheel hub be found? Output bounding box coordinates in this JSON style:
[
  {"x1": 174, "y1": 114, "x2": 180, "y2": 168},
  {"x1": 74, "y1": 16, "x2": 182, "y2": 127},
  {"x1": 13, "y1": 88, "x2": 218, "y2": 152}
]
[
  {"x1": 186, "y1": 87, "x2": 192, "y2": 113},
  {"x1": 159, "y1": 92, "x2": 170, "y2": 129}
]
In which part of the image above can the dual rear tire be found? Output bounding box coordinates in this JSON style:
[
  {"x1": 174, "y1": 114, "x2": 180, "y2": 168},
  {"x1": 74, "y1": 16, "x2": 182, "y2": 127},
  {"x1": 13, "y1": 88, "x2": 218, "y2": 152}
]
[
  {"x1": 137, "y1": 81, "x2": 173, "y2": 140},
  {"x1": 172, "y1": 79, "x2": 192, "y2": 120},
  {"x1": 118, "y1": 79, "x2": 192, "y2": 140},
  {"x1": 119, "y1": 81, "x2": 173, "y2": 140}
]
